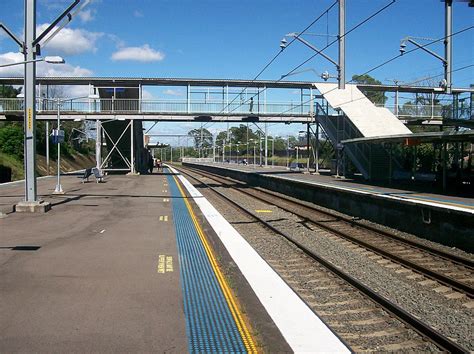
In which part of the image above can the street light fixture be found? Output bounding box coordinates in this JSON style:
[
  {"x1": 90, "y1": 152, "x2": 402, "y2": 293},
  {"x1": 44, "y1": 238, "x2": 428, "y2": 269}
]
[
  {"x1": 1, "y1": 0, "x2": 87, "y2": 212},
  {"x1": 44, "y1": 93, "x2": 99, "y2": 194},
  {"x1": 0, "y1": 55, "x2": 65, "y2": 68}
]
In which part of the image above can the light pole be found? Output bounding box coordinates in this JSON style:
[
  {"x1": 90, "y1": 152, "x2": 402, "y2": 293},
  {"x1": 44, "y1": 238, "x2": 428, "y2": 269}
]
[
  {"x1": 1, "y1": 0, "x2": 86, "y2": 211},
  {"x1": 236, "y1": 141, "x2": 242, "y2": 164},
  {"x1": 53, "y1": 98, "x2": 64, "y2": 193},
  {"x1": 287, "y1": 135, "x2": 290, "y2": 168},
  {"x1": 47, "y1": 94, "x2": 99, "y2": 194},
  {"x1": 4, "y1": 56, "x2": 65, "y2": 196},
  {"x1": 253, "y1": 144, "x2": 256, "y2": 167},
  {"x1": 271, "y1": 138, "x2": 275, "y2": 167}
]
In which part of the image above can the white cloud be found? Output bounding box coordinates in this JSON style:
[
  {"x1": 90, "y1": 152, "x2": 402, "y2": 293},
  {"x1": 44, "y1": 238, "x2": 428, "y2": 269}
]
[
  {"x1": 162, "y1": 89, "x2": 183, "y2": 96},
  {"x1": 37, "y1": 23, "x2": 103, "y2": 56},
  {"x1": 134, "y1": 10, "x2": 144, "y2": 18},
  {"x1": 78, "y1": 9, "x2": 95, "y2": 23},
  {"x1": 66, "y1": 85, "x2": 93, "y2": 98},
  {"x1": 0, "y1": 51, "x2": 93, "y2": 78},
  {"x1": 111, "y1": 44, "x2": 164, "y2": 62},
  {"x1": 107, "y1": 34, "x2": 125, "y2": 48},
  {"x1": 141, "y1": 89, "x2": 155, "y2": 100}
]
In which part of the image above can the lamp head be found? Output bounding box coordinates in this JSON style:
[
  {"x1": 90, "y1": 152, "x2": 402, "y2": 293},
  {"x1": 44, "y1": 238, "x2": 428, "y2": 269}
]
[{"x1": 44, "y1": 56, "x2": 65, "y2": 64}]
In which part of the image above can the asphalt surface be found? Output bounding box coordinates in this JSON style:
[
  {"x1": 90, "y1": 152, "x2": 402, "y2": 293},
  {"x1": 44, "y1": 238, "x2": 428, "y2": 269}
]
[{"x1": 0, "y1": 173, "x2": 187, "y2": 352}]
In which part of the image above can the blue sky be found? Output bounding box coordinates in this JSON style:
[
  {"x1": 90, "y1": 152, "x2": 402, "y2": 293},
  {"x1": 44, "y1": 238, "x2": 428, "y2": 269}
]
[{"x1": 0, "y1": 0, "x2": 473, "y2": 142}]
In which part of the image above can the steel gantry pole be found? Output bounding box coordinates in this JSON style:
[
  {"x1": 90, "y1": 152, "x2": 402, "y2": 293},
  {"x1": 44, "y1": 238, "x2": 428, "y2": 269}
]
[
  {"x1": 444, "y1": 0, "x2": 453, "y2": 94},
  {"x1": 95, "y1": 119, "x2": 101, "y2": 170},
  {"x1": 46, "y1": 121, "x2": 50, "y2": 174},
  {"x1": 338, "y1": 0, "x2": 346, "y2": 90},
  {"x1": 264, "y1": 123, "x2": 268, "y2": 166},
  {"x1": 130, "y1": 121, "x2": 136, "y2": 174},
  {"x1": 23, "y1": 0, "x2": 38, "y2": 203},
  {"x1": 53, "y1": 99, "x2": 64, "y2": 194},
  {"x1": 10, "y1": 0, "x2": 83, "y2": 211}
]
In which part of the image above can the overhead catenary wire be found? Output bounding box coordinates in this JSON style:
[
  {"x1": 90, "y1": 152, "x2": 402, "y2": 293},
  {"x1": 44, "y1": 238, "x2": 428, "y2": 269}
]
[
  {"x1": 216, "y1": 0, "x2": 339, "y2": 117},
  {"x1": 228, "y1": 0, "x2": 397, "y2": 116},
  {"x1": 267, "y1": 24, "x2": 474, "y2": 124},
  {"x1": 405, "y1": 64, "x2": 474, "y2": 86}
]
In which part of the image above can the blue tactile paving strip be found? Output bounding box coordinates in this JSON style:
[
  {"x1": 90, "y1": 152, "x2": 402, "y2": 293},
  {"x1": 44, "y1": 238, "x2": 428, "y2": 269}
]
[{"x1": 166, "y1": 171, "x2": 247, "y2": 353}]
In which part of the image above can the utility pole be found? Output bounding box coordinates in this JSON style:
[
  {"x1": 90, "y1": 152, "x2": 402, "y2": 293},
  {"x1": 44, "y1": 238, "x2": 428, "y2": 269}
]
[
  {"x1": 338, "y1": 0, "x2": 346, "y2": 89},
  {"x1": 1, "y1": 0, "x2": 84, "y2": 212},
  {"x1": 287, "y1": 135, "x2": 290, "y2": 168},
  {"x1": 23, "y1": 0, "x2": 39, "y2": 206},
  {"x1": 444, "y1": 0, "x2": 452, "y2": 94},
  {"x1": 222, "y1": 140, "x2": 225, "y2": 163},
  {"x1": 46, "y1": 121, "x2": 50, "y2": 174},
  {"x1": 95, "y1": 120, "x2": 101, "y2": 170},
  {"x1": 264, "y1": 123, "x2": 268, "y2": 166}
]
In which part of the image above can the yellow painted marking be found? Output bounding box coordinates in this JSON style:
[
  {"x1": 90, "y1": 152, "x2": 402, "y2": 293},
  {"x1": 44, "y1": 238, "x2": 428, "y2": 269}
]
[
  {"x1": 173, "y1": 175, "x2": 257, "y2": 353},
  {"x1": 157, "y1": 255, "x2": 174, "y2": 273},
  {"x1": 166, "y1": 256, "x2": 173, "y2": 272},
  {"x1": 255, "y1": 209, "x2": 272, "y2": 213},
  {"x1": 27, "y1": 108, "x2": 32, "y2": 131},
  {"x1": 157, "y1": 254, "x2": 166, "y2": 273},
  {"x1": 159, "y1": 215, "x2": 169, "y2": 222}
]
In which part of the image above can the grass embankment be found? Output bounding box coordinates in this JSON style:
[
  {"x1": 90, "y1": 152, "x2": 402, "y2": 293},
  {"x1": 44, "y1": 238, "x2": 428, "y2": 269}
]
[
  {"x1": 0, "y1": 152, "x2": 96, "y2": 182},
  {"x1": 0, "y1": 152, "x2": 24, "y2": 180}
]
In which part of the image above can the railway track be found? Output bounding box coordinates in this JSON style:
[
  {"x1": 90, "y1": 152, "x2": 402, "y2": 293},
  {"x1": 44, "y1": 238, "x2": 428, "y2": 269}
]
[
  {"x1": 174, "y1": 165, "x2": 470, "y2": 352},
  {"x1": 180, "y1": 165, "x2": 474, "y2": 298}
]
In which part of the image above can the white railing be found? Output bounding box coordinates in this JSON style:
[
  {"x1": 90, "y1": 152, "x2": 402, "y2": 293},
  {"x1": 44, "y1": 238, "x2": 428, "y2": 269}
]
[
  {"x1": 2, "y1": 97, "x2": 470, "y2": 120},
  {"x1": 0, "y1": 98, "x2": 312, "y2": 116}
]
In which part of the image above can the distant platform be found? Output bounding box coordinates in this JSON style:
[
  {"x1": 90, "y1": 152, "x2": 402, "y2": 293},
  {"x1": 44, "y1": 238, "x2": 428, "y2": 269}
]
[{"x1": 183, "y1": 162, "x2": 474, "y2": 252}]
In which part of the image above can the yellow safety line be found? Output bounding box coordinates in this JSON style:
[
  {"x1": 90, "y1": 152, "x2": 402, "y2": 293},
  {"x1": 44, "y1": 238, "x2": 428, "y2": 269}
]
[{"x1": 173, "y1": 175, "x2": 258, "y2": 353}]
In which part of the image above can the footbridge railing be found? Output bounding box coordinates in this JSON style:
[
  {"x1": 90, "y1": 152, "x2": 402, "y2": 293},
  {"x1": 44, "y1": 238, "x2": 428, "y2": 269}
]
[{"x1": 0, "y1": 98, "x2": 312, "y2": 116}]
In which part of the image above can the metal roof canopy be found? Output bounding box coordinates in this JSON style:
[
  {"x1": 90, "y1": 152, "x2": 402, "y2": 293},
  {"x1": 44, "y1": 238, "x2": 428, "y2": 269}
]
[
  {"x1": 0, "y1": 77, "x2": 314, "y2": 89},
  {"x1": 0, "y1": 77, "x2": 473, "y2": 93},
  {"x1": 342, "y1": 130, "x2": 474, "y2": 145}
]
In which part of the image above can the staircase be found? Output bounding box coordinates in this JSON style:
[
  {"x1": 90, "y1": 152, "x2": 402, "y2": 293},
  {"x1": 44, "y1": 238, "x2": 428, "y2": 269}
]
[{"x1": 314, "y1": 83, "x2": 411, "y2": 180}]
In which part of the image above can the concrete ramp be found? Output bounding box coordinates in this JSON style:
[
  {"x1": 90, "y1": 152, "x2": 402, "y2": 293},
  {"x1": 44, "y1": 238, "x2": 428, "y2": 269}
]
[{"x1": 314, "y1": 82, "x2": 412, "y2": 137}]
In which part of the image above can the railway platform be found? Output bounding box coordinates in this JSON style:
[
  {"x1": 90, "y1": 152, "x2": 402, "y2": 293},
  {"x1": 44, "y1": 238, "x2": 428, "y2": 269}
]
[
  {"x1": 0, "y1": 170, "x2": 348, "y2": 352},
  {"x1": 183, "y1": 162, "x2": 474, "y2": 252}
]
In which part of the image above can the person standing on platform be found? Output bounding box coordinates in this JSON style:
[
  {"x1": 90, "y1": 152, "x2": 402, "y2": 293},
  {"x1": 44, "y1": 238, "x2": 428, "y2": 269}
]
[{"x1": 148, "y1": 153, "x2": 154, "y2": 174}]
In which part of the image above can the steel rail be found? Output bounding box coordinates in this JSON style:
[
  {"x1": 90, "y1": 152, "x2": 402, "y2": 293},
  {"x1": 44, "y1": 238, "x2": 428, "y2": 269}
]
[
  {"x1": 184, "y1": 165, "x2": 474, "y2": 297},
  {"x1": 175, "y1": 165, "x2": 467, "y2": 353},
  {"x1": 185, "y1": 165, "x2": 474, "y2": 269}
]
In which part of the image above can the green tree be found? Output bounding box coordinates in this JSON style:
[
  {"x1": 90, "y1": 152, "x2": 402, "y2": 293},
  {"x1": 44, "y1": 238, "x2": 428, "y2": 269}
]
[
  {"x1": 215, "y1": 124, "x2": 259, "y2": 148},
  {"x1": 0, "y1": 85, "x2": 21, "y2": 98},
  {"x1": 188, "y1": 127, "x2": 213, "y2": 149},
  {"x1": 351, "y1": 74, "x2": 387, "y2": 105},
  {"x1": 0, "y1": 124, "x2": 24, "y2": 158}
]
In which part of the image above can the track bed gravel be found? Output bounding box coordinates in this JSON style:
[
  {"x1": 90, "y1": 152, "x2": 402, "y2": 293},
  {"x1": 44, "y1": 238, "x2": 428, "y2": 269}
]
[{"x1": 181, "y1": 168, "x2": 473, "y2": 352}]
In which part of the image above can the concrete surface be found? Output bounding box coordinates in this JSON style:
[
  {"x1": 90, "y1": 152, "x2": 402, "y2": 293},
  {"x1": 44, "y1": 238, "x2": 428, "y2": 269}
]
[
  {"x1": 0, "y1": 173, "x2": 187, "y2": 352},
  {"x1": 184, "y1": 162, "x2": 474, "y2": 252}
]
